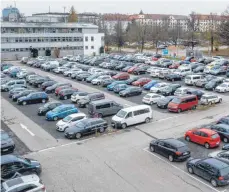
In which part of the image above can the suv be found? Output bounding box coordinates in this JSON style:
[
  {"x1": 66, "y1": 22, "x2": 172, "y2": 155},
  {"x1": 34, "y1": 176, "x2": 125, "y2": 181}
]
[
  {"x1": 1, "y1": 174, "x2": 46, "y2": 192},
  {"x1": 38, "y1": 101, "x2": 62, "y2": 116},
  {"x1": 17, "y1": 92, "x2": 49, "y2": 105},
  {"x1": 64, "y1": 118, "x2": 108, "y2": 139},
  {"x1": 1, "y1": 155, "x2": 41, "y2": 180},
  {"x1": 78, "y1": 92, "x2": 105, "y2": 108},
  {"x1": 1, "y1": 131, "x2": 15, "y2": 154},
  {"x1": 149, "y1": 138, "x2": 191, "y2": 162},
  {"x1": 186, "y1": 158, "x2": 229, "y2": 187},
  {"x1": 71, "y1": 92, "x2": 88, "y2": 103},
  {"x1": 160, "y1": 84, "x2": 181, "y2": 96},
  {"x1": 1, "y1": 80, "x2": 26, "y2": 92},
  {"x1": 200, "y1": 94, "x2": 222, "y2": 105}
]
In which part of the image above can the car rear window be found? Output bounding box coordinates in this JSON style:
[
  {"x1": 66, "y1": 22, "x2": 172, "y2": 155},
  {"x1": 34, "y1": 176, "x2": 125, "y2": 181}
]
[
  {"x1": 211, "y1": 134, "x2": 219, "y2": 139},
  {"x1": 220, "y1": 167, "x2": 229, "y2": 176},
  {"x1": 177, "y1": 145, "x2": 189, "y2": 152}
]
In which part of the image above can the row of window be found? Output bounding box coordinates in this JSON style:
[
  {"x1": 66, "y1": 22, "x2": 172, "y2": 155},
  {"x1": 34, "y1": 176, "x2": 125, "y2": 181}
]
[
  {"x1": 85, "y1": 46, "x2": 94, "y2": 50},
  {"x1": 1, "y1": 46, "x2": 84, "y2": 52},
  {"x1": 1, "y1": 37, "x2": 84, "y2": 43},
  {"x1": 85, "y1": 36, "x2": 94, "y2": 42}
]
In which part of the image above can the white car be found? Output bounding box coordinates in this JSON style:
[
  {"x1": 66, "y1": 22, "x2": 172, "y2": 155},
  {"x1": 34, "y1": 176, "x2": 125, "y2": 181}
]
[
  {"x1": 63, "y1": 68, "x2": 82, "y2": 77},
  {"x1": 150, "y1": 68, "x2": 162, "y2": 77},
  {"x1": 174, "y1": 87, "x2": 189, "y2": 96},
  {"x1": 200, "y1": 94, "x2": 222, "y2": 105},
  {"x1": 56, "y1": 113, "x2": 87, "y2": 132},
  {"x1": 208, "y1": 150, "x2": 229, "y2": 160},
  {"x1": 91, "y1": 75, "x2": 112, "y2": 85},
  {"x1": 71, "y1": 91, "x2": 88, "y2": 103},
  {"x1": 1, "y1": 174, "x2": 46, "y2": 192},
  {"x1": 150, "y1": 82, "x2": 168, "y2": 93},
  {"x1": 142, "y1": 93, "x2": 165, "y2": 105},
  {"x1": 215, "y1": 83, "x2": 229, "y2": 93}
]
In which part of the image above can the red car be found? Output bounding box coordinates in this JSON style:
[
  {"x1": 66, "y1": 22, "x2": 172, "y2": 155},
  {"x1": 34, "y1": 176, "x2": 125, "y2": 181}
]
[
  {"x1": 127, "y1": 64, "x2": 142, "y2": 73},
  {"x1": 112, "y1": 72, "x2": 130, "y2": 80},
  {"x1": 185, "y1": 128, "x2": 220, "y2": 149},
  {"x1": 55, "y1": 85, "x2": 72, "y2": 96},
  {"x1": 169, "y1": 63, "x2": 180, "y2": 69},
  {"x1": 132, "y1": 78, "x2": 151, "y2": 86}
]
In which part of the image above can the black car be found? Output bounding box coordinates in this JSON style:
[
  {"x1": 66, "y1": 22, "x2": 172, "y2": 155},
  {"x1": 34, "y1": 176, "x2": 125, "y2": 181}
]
[
  {"x1": 115, "y1": 63, "x2": 127, "y2": 70},
  {"x1": 1, "y1": 155, "x2": 41, "y2": 180},
  {"x1": 160, "y1": 84, "x2": 181, "y2": 96},
  {"x1": 64, "y1": 118, "x2": 108, "y2": 139},
  {"x1": 17, "y1": 92, "x2": 49, "y2": 105},
  {"x1": 222, "y1": 144, "x2": 229, "y2": 150},
  {"x1": 119, "y1": 87, "x2": 142, "y2": 97},
  {"x1": 86, "y1": 74, "x2": 100, "y2": 83},
  {"x1": 207, "y1": 124, "x2": 229, "y2": 143},
  {"x1": 186, "y1": 158, "x2": 229, "y2": 187},
  {"x1": 58, "y1": 88, "x2": 78, "y2": 100},
  {"x1": 101, "y1": 78, "x2": 115, "y2": 87},
  {"x1": 33, "y1": 76, "x2": 51, "y2": 88},
  {"x1": 126, "y1": 77, "x2": 140, "y2": 85},
  {"x1": 28, "y1": 76, "x2": 42, "y2": 85},
  {"x1": 149, "y1": 138, "x2": 191, "y2": 162},
  {"x1": 205, "y1": 79, "x2": 223, "y2": 91},
  {"x1": 193, "y1": 65, "x2": 205, "y2": 73},
  {"x1": 1, "y1": 131, "x2": 15, "y2": 154},
  {"x1": 45, "y1": 83, "x2": 72, "y2": 94},
  {"x1": 165, "y1": 73, "x2": 182, "y2": 81},
  {"x1": 41, "y1": 80, "x2": 57, "y2": 91},
  {"x1": 133, "y1": 65, "x2": 149, "y2": 75},
  {"x1": 76, "y1": 72, "x2": 91, "y2": 81},
  {"x1": 12, "y1": 89, "x2": 34, "y2": 101},
  {"x1": 8, "y1": 88, "x2": 27, "y2": 98},
  {"x1": 217, "y1": 117, "x2": 229, "y2": 125},
  {"x1": 157, "y1": 96, "x2": 176, "y2": 109},
  {"x1": 38, "y1": 101, "x2": 62, "y2": 116},
  {"x1": 187, "y1": 90, "x2": 204, "y2": 100}
]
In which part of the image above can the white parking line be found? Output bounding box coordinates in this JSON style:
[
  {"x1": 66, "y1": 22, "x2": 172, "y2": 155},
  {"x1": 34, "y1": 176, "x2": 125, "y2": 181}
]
[
  {"x1": 151, "y1": 116, "x2": 179, "y2": 123},
  {"x1": 142, "y1": 147, "x2": 223, "y2": 192},
  {"x1": 20, "y1": 123, "x2": 35, "y2": 136}
]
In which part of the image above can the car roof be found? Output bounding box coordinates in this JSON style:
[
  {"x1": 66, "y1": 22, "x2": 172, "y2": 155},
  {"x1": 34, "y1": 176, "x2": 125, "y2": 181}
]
[
  {"x1": 90, "y1": 99, "x2": 113, "y2": 105},
  {"x1": 146, "y1": 93, "x2": 160, "y2": 96},
  {"x1": 163, "y1": 138, "x2": 186, "y2": 147},
  {"x1": 198, "y1": 128, "x2": 217, "y2": 135},
  {"x1": 203, "y1": 158, "x2": 229, "y2": 169},
  {"x1": 215, "y1": 124, "x2": 229, "y2": 129},
  {"x1": 1, "y1": 155, "x2": 19, "y2": 164},
  {"x1": 67, "y1": 113, "x2": 86, "y2": 118},
  {"x1": 120, "y1": 105, "x2": 150, "y2": 112},
  {"x1": 56, "y1": 104, "x2": 75, "y2": 109}
]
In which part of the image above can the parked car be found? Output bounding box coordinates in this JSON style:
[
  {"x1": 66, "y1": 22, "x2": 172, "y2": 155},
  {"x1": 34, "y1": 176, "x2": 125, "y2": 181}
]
[
  {"x1": 168, "y1": 95, "x2": 198, "y2": 113},
  {"x1": 187, "y1": 89, "x2": 204, "y2": 100},
  {"x1": 160, "y1": 84, "x2": 181, "y2": 96},
  {"x1": 1, "y1": 130, "x2": 15, "y2": 154},
  {"x1": 186, "y1": 158, "x2": 229, "y2": 187},
  {"x1": 112, "y1": 72, "x2": 130, "y2": 80},
  {"x1": 64, "y1": 118, "x2": 108, "y2": 139},
  {"x1": 1, "y1": 80, "x2": 27, "y2": 92},
  {"x1": 142, "y1": 93, "x2": 165, "y2": 105},
  {"x1": 1, "y1": 155, "x2": 41, "y2": 180},
  {"x1": 91, "y1": 75, "x2": 112, "y2": 85},
  {"x1": 46, "y1": 104, "x2": 78, "y2": 121},
  {"x1": 215, "y1": 83, "x2": 229, "y2": 93},
  {"x1": 107, "y1": 81, "x2": 127, "y2": 91},
  {"x1": 217, "y1": 117, "x2": 229, "y2": 125},
  {"x1": 8, "y1": 87, "x2": 27, "y2": 98},
  {"x1": 78, "y1": 92, "x2": 105, "y2": 108},
  {"x1": 38, "y1": 101, "x2": 62, "y2": 116},
  {"x1": 58, "y1": 88, "x2": 78, "y2": 100},
  {"x1": 119, "y1": 86, "x2": 142, "y2": 97},
  {"x1": 165, "y1": 73, "x2": 182, "y2": 81},
  {"x1": 56, "y1": 113, "x2": 87, "y2": 132},
  {"x1": 143, "y1": 80, "x2": 159, "y2": 90},
  {"x1": 208, "y1": 150, "x2": 229, "y2": 164},
  {"x1": 156, "y1": 96, "x2": 176, "y2": 109},
  {"x1": 185, "y1": 128, "x2": 220, "y2": 148},
  {"x1": 132, "y1": 78, "x2": 151, "y2": 87},
  {"x1": 194, "y1": 75, "x2": 215, "y2": 87},
  {"x1": 33, "y1": 76, "x2": 51, "y2": 88},
  {"x1": 71, "y1": 91, "x2": 88, "y2": 103},
  {"x1": 86, "y1": 74, "x2": 101, "y2": 83},
  {"x1": 207, "y1": 124, "x2": 229, "y2": 143},
  {"x1": 41, "y1": 80, "x2": 57, "y2": 91},
  {"x1": 185, "y1": 74, "x2": 205, "y2": 86},
  {"x1": 12, "y1": 89, "x2": 34, "y2": 102},
  {"x1": 222, "y1": 144, "x2": 229, "y2": 150},
  {"x1": 174, "y1": 87, "x2": 189, "y2": 96},
  {"x1": 111, "y1": 105, "x2": 153, "y2": 129},
  {"x1": 205, "y1": 79, "x2": 223, "y2": 91},
  {"x1": 150, "y1": 82, "x2": 168, "y2": 93},
  {"x1": 55, "y1": 85, "x2": 72, "y2": 96},
  {"x1": 1, "y1": 174, "x2": 46, "y2": 192},
  {"x1": 76, "y1": 72, "x2": 91, "y2": 81},
  {"x1": 149, "y1": 138, "x2": 191, "y2": 162},
  {"x1": 200, "y1": 94, "x2": 222, "y2": 105},
  {"x1": 113, "y1": 84, "x2": 129, "y2": 93},
  {"x1": 45, "y1": 83, "x2": 72, "y2": 94},
  {"x1": 17, "y1": 92, "x2": 49, "y2": 105}
]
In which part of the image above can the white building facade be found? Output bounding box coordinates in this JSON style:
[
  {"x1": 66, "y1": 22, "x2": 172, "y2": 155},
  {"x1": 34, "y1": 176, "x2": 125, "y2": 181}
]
[{"x1": 1, "y1": 22, "x2": 104, "y2": 60}]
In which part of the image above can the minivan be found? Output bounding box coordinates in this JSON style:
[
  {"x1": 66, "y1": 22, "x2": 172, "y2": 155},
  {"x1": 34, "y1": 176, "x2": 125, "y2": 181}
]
[
  {"x1": 78, "y1": 92, "x2": 105, "y2": 108},
  {"x1": 111, "y1": 105, "x2": 153, "y2": 129},
  {"x1": 168, "y1": 95, "x2": 198, "y2": 113},
  {"x1": 185, "y1": 75, "x2": 205, "y2": 85},
  {"x1": 88, "y1": 99, "x2": 123, "y2": 118},
  {"x1": 1, "y1": 80, "x2": 26, "y2": 92}
]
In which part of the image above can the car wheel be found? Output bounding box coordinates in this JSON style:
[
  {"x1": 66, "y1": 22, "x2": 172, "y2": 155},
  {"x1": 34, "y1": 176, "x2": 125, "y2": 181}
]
[
  {"x1": 223, "y1": 137, "x2": 228, "y2": 143},
  {"x1": 224, "y1": 89, "x2": 226, "y2": 92},
  {"x1": 121, "y1": 123, "x2": 127, "y2": 129},
  {"x1": 209, "y1": 101, "x2": 213, "y2": 105},
  {"x1": 188, "y1": 166, "x2": 194, "y2": 174},
  {"x1": 210, "y1": 179, "x2": 217, "y2": 187},
  {"x1": 150, "y1": 145, "x2": 155, "y2": 152},
  {"x1": 5, "y1": 88, "x2": 9, "y2": 92},
  {"x1": 178, "y1": 108, "x2": 181, "y2": 113},
  {"x1": 38, "y1": 84, "x2": 41, "y2": 88},
  {"x1": 168, "y1": 155, "x2": 174, "y2": 162},
  {"x1": 75, "y1": 133, "x2": 82, "y2": 139},
  {"x1": 97, "y1": 113, "x2": 103, "y2": 118},
  {"x1": 99, "y1": 127, "x2": 105, "y2": 133},
  {"x1": 145, "y1": 117, "x2": 150, "y2": 123},
  {"x1": 68, "y1": 74, "x2": 71, "y2": 77},
  {"x1": 219, "y1": 99, "x2": 222, "y2": 103},
  {"x1": 204, "y1": 142, "x2": 210, "y2": 149},
  {"x1": 22, "y1": 101, "x2": 27, "y2": 106},
  {"x1": 97, "y1": 82, "x2": 101, "y2": 86},
  {"x1": 192, "y1": 105, "x2": 196, "y2": 110},
  {"x1": 150, "y1": 101, "x2": 154, "y2": 105},
  {"x1": 64, "y1": 96, "x2": 67, "y2": 100},
  {"x1": 41, "y1": 99, "x2": 46, "y2": 103},
  {"x1": 53, "y1": 116, "x2": 58, "y2": 121},
  {"x1": 185, "y1": 136, "x2": 191, "y2": 142}
]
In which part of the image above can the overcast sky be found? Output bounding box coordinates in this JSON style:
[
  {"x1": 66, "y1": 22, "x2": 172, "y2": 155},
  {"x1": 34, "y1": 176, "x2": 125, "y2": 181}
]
[{"x1": 2, "y1": 0, "x2": 229, "y2": 16}]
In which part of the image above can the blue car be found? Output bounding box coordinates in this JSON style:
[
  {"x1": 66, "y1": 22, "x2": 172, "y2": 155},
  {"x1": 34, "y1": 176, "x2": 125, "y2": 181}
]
[
  {"x1": 46, "y1": 104, "x2": 78, "y2": 121},
  {"x1": 9, "y1": 68, "x2": 21, "y2": 78},
  {"x1": 143, "y1": 80, "x2": 159, "y2": 90},
  {"x1": 107, "y1": 81, "x2": 127, "y2": 91},
  {"x1": 17, "y1": 92, "x2": 49, "y2": 105}
]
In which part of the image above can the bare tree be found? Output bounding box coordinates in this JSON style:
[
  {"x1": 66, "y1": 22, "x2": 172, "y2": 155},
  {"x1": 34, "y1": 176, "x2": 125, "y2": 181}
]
[
  {"x1": 218, "y1": 7, "x2": 229, "y2": 45},
  {"x1": 113, "y1": 19, "x2": 125, "y2": 52},
  {"x1": 168, "y1": 20, "x2": 184, "y2": 47},
  {"x1": 207, "y1": 13, "x2": 219, "y2": 53}
]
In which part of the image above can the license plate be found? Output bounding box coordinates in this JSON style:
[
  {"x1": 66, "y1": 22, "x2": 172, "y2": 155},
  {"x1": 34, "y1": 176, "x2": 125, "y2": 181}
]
[
  {"x1": 183, "y1": 152, "x2": 188, "y2": 155},
  {"x1": 3, "y1": 149, "x2": 8, "y2": 152}
]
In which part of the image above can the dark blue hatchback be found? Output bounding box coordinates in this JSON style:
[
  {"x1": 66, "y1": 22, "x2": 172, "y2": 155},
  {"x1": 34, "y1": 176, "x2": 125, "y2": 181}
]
[{"x1": 17, "y1": 92, "x2": 49, "y2": 105}]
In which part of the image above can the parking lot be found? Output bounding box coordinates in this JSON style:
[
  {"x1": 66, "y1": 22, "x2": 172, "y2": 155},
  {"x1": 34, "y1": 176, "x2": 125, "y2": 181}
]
[{"x1": 1, "y1": 58, "x2": 229, "y2": 192}]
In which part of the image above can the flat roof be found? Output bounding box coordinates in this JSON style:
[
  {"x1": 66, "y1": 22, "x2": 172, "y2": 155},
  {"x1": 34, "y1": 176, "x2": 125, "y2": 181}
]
[{"x1": 1, "y1": 22, "x2": 98, "y2": 29}]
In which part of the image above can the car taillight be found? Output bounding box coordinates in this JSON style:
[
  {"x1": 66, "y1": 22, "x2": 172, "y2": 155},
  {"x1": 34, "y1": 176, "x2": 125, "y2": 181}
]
[
  {"x1": 175, "y1": 151, "x2": 182, "y2": 156},
  {"x1": 218, "y1": 176, "x2": 224, "y2": 180}
]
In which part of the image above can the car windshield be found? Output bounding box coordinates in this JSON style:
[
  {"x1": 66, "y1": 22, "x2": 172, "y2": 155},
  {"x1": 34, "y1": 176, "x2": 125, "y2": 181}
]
[
  {"x1": 171, "y1": 97, "x2": 181, "y2": 104},
  {"x1": 144, "y1": 95, "x2": 151, "y2": 99},
  {"x1": 116, "y1": 110, "x2": 127, "y2": 118},
  {"x1": 44, "y1": 103, "x2": 51, "y2": 108},
  {"x1": 220, "y1": 84, "x2": 227, "y2": 87},
  {"x1": 211, "y1": 134, "x2": 219, "y2": 139},
  {"x1": 1, "y1": 133, "x2": 9, "y2": 140},
  {"x1": 220, "y1": 167, "x2": 229, "y2": 176},
  {"x1": 52, "y1": 107, "x2": 61, "y2": 113},
  {"x1": 17, "y1": 156, "x2": 31, "y2": 164},
  {"x1": 185, "y1": 76, "x2": 191, "y2": 80},
  {"x1": 62, "y1": 116, "x2": 73, "y2": 122}
]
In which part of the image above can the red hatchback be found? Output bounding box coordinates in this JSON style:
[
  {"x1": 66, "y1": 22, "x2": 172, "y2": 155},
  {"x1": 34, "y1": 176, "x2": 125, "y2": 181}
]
[
  {"x1": 185, "y1": 128, "x2": 220, "y2": 149},
  {"x1": 55, "y1": 85, "x2": 71, "y2": 96},
  {"x1": 132, "y1": 78, "x2": 151, "y2": 86},
  {"x1": 112, "y1": 72, "x2": 130, "y2": 80},
  {"x1": 127, "y1": 64, "x2": 142, "y2": 73}
]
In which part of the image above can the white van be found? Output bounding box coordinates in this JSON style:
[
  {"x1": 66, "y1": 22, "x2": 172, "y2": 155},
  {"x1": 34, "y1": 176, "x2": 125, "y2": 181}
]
[
  {"x1": 111, "y1": 105, "x2": 153, "y2": 129},
  {"x1": 185, "y1": 74, "x2": 204, "y2": 85},
  {"x1": 174, "y1": 87, "x2": 189, "y2": 96}
]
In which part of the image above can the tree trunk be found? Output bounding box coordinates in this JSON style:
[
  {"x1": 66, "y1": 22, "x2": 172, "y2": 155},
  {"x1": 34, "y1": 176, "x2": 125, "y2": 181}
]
[{"x1": 211, "y1": 35, "x2": 214, "y2": 53}]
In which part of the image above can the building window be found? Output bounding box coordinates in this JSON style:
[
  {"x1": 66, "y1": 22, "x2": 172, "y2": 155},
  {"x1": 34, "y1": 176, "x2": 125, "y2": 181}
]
[
  {"x1": 16, "y1": 48, "x2": 19, "y2": 51},
  {"x1": 15, "y1": 38, "x2": 18, "y2": 42},
  {"x1": 85, "y1": 36, "x2": 88, "y2": 41},
  {"x1": 91, "y1": 46, "x2": 94, "y2": 49},
  {"x1": 20, "y1": 48, "x2": 23, "y2": 51},
  {"x1": 85, "y1": 46, "x2": 88, "y2": 50},
  {"x1": 91, "y1": 36, "x2": 94, "y2": 41}
]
